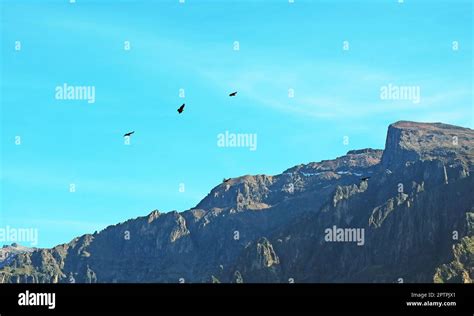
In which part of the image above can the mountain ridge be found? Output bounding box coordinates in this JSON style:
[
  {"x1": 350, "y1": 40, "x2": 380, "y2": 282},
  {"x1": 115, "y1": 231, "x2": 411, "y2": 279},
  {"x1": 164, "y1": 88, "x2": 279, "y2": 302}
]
[{"x1": 1, "y1": 121, "x2": 473, "y2": 283}]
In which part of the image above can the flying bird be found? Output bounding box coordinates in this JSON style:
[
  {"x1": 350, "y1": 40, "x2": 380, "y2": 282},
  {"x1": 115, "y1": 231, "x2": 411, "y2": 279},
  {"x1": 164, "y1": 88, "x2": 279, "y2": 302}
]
[
  {"x1": 229, "y1": 91, "x2": 237, "y2": 97},
  {"x1": 123, "y1": 131, "x2": 135, "y2": 137},
  {"x1": 360, "y1": 176, "x2": 371, "y2": 182},
  {"x1": 223, "y1": 178, "x2": 231, "y2": 183},
  {"x1": 177, "y1": 103, "x2": 185, "y2": 114}
]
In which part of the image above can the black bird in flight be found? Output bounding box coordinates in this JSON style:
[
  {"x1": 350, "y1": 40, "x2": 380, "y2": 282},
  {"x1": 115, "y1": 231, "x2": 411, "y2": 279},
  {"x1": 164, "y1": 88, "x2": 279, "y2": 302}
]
[
  {"x1": 360, "y1": 176, "x2": 371, "y2": 182},
  {"x1": 223, "y1": 178, "x2": 231, "y2": 183},
  {"x1": 229, "y1": 91, "x2": 237, "y2": 97},
  {"x1": 177, "y1": 103, "x2": 185, "y2": 114},
  {"x1": 123, "y1": 131, "x2": 135, "y2": 137}
]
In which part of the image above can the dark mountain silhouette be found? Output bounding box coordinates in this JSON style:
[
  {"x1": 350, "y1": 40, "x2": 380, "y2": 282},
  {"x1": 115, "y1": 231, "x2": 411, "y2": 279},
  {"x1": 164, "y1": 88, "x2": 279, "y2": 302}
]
[{"x1": 1, "y1": 121, "x2": 472, "y2": 283}]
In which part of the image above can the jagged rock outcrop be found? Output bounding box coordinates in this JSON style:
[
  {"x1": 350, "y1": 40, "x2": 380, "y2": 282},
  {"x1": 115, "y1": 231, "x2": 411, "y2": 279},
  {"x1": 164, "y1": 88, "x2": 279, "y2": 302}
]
[
  {"x1": 1, "y1": 121, "x2": 472, "y2": 283},
  {"x1": 434, "y1": 211, "x2": 474, "y2": 283}
]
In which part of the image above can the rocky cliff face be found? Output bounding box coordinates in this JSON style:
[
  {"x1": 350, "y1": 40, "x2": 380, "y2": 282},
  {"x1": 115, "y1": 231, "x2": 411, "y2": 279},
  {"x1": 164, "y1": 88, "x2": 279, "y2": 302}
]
[{"x1": 1, "y1": 121, "x2": 472, "y2": 283}]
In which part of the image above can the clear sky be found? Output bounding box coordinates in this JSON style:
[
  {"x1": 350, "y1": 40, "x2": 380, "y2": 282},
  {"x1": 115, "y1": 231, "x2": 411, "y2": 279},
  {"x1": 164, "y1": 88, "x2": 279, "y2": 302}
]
[{"x1": 1, "y1": 0, "x2": 472, "y2": 248}]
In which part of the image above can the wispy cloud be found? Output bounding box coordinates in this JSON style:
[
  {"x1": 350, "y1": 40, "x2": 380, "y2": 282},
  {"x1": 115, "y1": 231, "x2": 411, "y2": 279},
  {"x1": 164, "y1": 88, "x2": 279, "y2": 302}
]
[{"x1": 198, "y1": 62, "x2": 472, "y2": 123}]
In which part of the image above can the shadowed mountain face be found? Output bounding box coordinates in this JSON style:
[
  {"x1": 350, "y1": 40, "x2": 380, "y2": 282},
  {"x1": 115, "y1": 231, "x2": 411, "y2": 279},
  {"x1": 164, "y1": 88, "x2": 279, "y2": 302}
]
[{"x1": 1, "y1": 121, "x2": 473, "y2": 283}]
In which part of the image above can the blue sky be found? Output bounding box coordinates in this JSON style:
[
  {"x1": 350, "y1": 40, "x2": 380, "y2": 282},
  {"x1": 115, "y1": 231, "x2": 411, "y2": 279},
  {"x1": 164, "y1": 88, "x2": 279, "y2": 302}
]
[{"x1": 1, "y1": 0, "x2": 472, "y2": 248}]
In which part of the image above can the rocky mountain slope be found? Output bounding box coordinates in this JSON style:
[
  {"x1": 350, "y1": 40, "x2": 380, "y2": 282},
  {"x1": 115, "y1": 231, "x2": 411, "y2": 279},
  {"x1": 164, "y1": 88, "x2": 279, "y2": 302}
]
[
  {"x1": 1, "y1": 121, "x2": 473, "y2": 283},
  {"x1": 0, "y1": 244, "x2": 35, "y2": 269}
]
